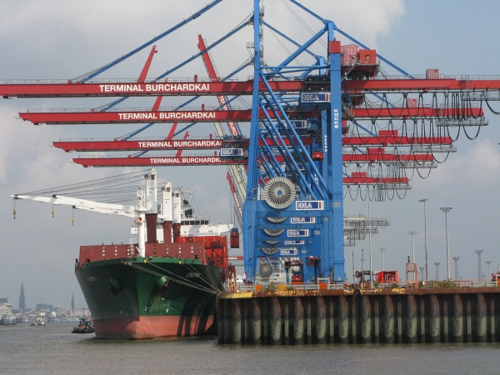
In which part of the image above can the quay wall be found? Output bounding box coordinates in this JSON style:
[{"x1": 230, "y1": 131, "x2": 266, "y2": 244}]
[{"x1": 217, "y1": 287, "x2": 500, "y2": 345}]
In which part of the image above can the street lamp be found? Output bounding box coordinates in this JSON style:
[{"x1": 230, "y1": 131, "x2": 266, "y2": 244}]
[
  {"x1": 379, "y1": 248, "x2": 386, "y2": 271},
  {"x1": 453, "y1": 256, "x2": 459, "y2": 280},
  {"x1": 419, "y1": 199, "x2": 429, "y2": 281},
  {"x1": 440, "y1": 207, "x2": 452, "y2": 280},
  {"x1": 476, "y1": 249, "x2": 483, "y2": 281},
  {"x1": 408, "y1": 231, "x2": 417, "y2": 281},
  {"x1": 360, "y1": 249, "x2": 366, "y2": 284},
  {"x1": 434, "y1": 262, "x2": 440, "y2": 280},
  {"x1": 419, "y1": 266, "x2": 425, "y2": 281},
  {"x1": 408, "y1": 231, "x2": 417, "y2": 263},
  {"x1": 352, "y1": 251, "x2": 355, "y2": 284},
  {"x1": 368, "y1": 201, "x2": 374, "y2": 289},
  {"x1": 486, "y1": 260, "x2": 492, "y2": 280}
]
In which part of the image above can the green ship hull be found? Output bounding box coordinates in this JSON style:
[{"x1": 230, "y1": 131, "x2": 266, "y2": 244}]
[{"x1": 75, "y1": 257, "x2": 224, "y2": 339}]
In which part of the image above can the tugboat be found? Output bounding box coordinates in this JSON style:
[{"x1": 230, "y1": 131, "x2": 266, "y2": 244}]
[
  {"x1": 31, "y1": 317, "x2": 46, "y2": 326},
  {"x1": 72, "y1": 318, "x2": 95, "y2": 334}
]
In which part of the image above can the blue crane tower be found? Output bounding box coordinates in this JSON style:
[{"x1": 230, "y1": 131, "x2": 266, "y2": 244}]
[{"x1": 243, "y1": 0, "x2": 344, "y2": 284}]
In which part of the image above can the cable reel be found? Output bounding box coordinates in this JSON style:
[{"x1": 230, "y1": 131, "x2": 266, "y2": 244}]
[
  {"x1": 258, "y1": 262, "x2": 274, "y2": 277},
  {"x1": 262, "y1": 177, "x2": 295, "y2": 210},
  {"x1": 261, "y1": 247, "x2": 279, "y2": 255},
  {"x1": 263, "y1": 228, "x2": 285, "y2": 237},
  {"x1": 266, "y1": 216, "x2": 287, "y2": 223}
]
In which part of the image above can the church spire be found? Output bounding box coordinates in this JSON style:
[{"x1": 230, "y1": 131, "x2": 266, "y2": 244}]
[{"x1": 19, "y1": 283, "x2": 26, "y2": 311}]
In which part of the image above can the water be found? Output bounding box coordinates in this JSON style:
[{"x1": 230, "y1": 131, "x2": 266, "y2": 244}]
[{"x1": 1, "y1": 321, "x2": 500, "y2": 375}]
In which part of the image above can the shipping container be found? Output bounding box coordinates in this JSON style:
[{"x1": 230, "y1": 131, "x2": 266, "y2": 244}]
[{"x1": 341, "y1": 44, "x2": 359, "y2": 65}]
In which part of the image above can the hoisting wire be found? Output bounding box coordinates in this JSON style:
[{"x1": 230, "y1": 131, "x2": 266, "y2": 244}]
[{"x1": 19, "y1": 169, "x2": 148, "y2": 197}]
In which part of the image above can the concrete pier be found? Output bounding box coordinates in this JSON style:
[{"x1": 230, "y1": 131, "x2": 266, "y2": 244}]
[{"x1": 217, "y1": 287, "x2": 500, "y2": 345}]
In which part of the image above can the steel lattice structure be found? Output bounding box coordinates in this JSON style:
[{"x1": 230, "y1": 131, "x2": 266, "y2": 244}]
[{"x1": 2, "y1": 0, "x2": 500, "y2": 284}]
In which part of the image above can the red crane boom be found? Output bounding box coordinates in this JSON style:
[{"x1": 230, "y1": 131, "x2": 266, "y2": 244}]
[{"x1": 2, "y1": 78, "x2": 500, "y2": 98}]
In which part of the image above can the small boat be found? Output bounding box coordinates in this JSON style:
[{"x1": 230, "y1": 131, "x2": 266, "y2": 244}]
[
  {"x1": 31, "y1": 317, "x2": 46, "y2": 326},
  {"x1": 72, "y1": 318, "x2": 94, "y2": 334},
  {"x1": 0, "y1": 313, "x2": 17, "y2": 326}
]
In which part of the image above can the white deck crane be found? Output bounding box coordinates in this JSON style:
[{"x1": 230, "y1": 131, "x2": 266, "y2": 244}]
[{"x1": 12, "y1": 168, "x2": 233, "y2": 257}]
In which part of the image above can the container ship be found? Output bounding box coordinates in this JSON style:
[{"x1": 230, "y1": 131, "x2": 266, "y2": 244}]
[{"x1": 13, "y1": 169, "x2": 238, "y2": 339}]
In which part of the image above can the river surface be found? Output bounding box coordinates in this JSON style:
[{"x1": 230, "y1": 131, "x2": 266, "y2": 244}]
[{"x1": 1, "y1": 321, "x2": 499, "y2": 374}]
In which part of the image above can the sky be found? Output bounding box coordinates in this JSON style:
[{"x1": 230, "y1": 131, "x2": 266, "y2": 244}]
[{"x1": 1, "y1": 0, "x2": 499, "y2": 310}]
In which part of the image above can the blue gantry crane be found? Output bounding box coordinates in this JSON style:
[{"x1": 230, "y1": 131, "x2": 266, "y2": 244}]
[{"x1": 2, "y1": 0, "x2": 500, "y2": 286}]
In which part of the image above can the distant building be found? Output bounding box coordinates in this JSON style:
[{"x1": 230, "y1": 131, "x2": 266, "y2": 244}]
[
  {"x1": 0, "y1": 301, "x2": 13, "y2": 315},
  {"x1": 71, "y1": 294, "x2": 75, "y2": 312},
  {"x1": 36, "y1": 303, "x2": 53, "y2": 311},
  {"x1": 19, "y1": 284, "x2": 26, "y2": 311}
]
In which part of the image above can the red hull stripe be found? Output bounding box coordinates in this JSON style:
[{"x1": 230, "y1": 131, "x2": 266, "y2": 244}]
[{"x1": 93, "y1": 315, "x2": 215, "y2": 340}]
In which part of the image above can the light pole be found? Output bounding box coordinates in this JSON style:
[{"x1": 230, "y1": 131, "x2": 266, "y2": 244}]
[
  {"x1": 419, "y1": 199, "x2": 429, "y2": 281},
  {"x1": 419, "y1": 266, "x2": 425, "y2": 281},
  {"x1": 440, "y1": 207, "x2": 452, "y2": 280},
  {"x1": 379, "y1": 248, "x2": 386, "y2": 271},
  {"x1": 476, "y1": 249, "x2": 483, "y2": 281},
  {"x1": 408, "y1": 231, "x2": 417, "y2": 281},
  {"x1": 360, "y1": 249, "x2": 365, "y2": 284},
  {"x1": 352, "y1": 250, "x2": 355, "y2": 284},
  {"x1": 408, "y1": 231, "x2": 417, "y2": 263},
  {"x1": 434, "y1": 262, "x2": 440, "y2": 280},
  {"x1": 368, "y1": 201, "x2": 373, "y2": 289},
  {"x1": 453, "y1": 256, "x2": 459, "y2": 280},
  {"x1": 486, "y1": 260, "x2": 492, "y2": 280}
]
